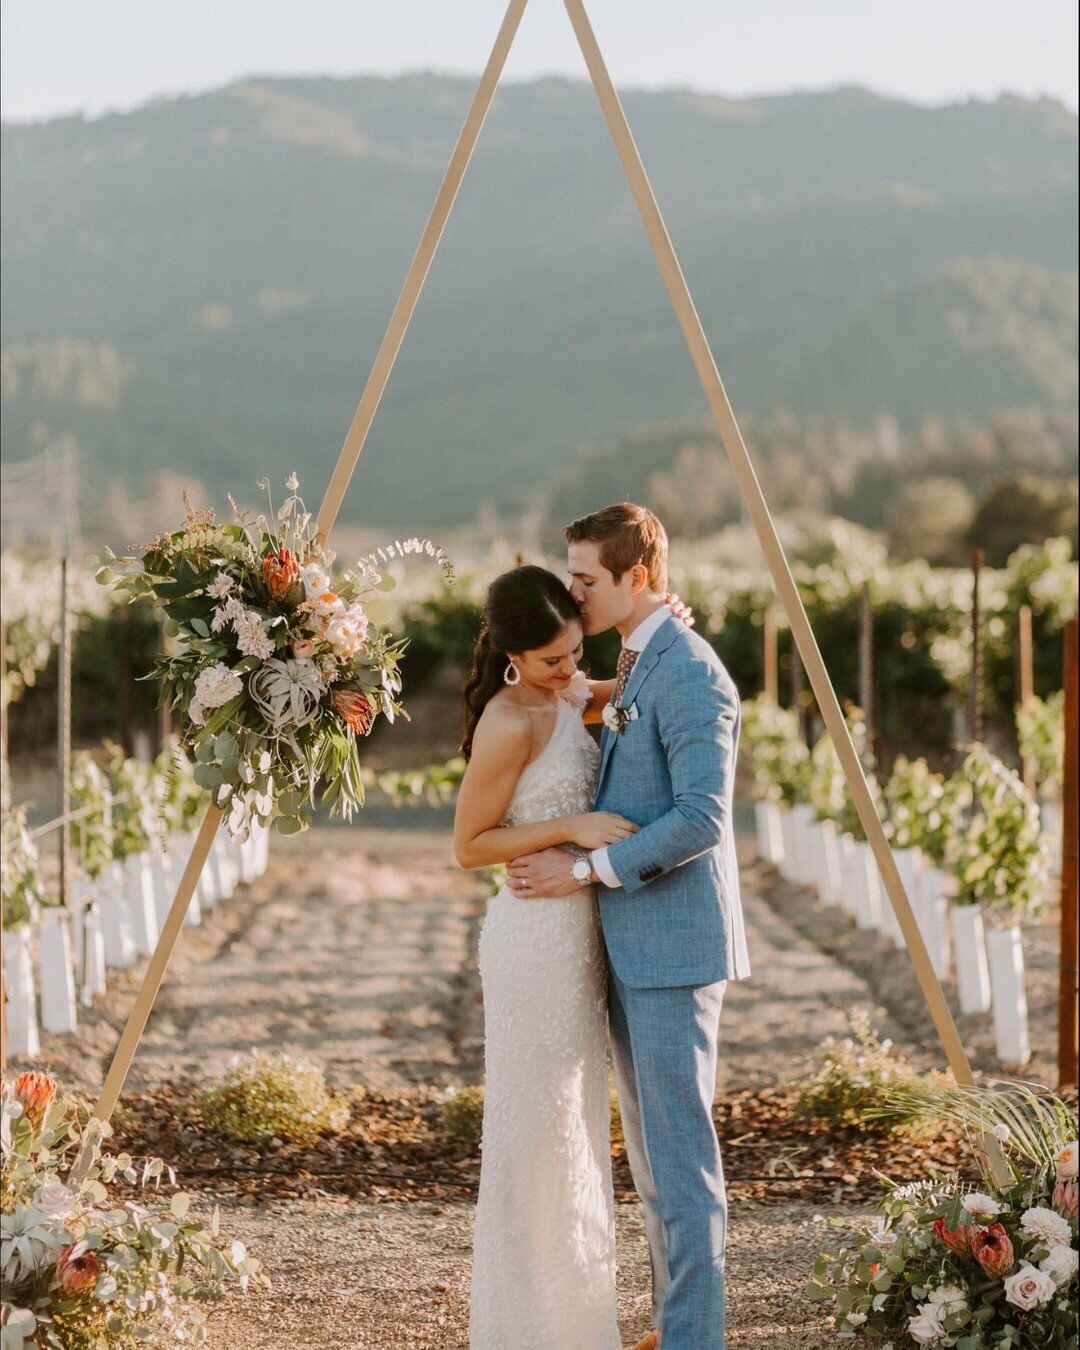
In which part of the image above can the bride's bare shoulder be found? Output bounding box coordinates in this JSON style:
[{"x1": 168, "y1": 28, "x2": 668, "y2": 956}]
[{"x1": 471, "y1": 692, "x2": 532, "y2": 756}]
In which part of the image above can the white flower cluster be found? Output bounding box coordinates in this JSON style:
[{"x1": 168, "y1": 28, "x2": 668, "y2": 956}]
[
  {"x1": 210, "y1": 594, "x2": 275, "y2": 660},
  {"x1": 189, "y1": 662, "x2": 244, "y2": 726}
]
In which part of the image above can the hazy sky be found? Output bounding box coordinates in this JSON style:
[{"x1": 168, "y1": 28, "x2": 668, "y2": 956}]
[{"x1": 2, "y1": 0, "x2": 1077, "y2": 123}]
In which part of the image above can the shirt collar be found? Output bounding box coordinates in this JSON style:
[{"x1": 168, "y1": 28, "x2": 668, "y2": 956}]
[{"x1": 623, "y1": 604, "x2": 671, "y2": 653}]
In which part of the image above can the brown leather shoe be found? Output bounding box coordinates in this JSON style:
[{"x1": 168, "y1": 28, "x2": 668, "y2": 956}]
[{"x1": 629, "y1": 1332, "x2": 661, "y2": 1350}]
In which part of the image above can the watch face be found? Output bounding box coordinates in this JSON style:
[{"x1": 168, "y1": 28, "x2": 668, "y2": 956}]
[{"x1": 572, "y1": 858, "x2": 591, "y2": 881}]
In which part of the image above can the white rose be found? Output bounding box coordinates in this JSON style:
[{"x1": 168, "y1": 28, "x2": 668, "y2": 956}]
[
  {"x1": 927, "y1": 1284, "x2": 967, "y2": 1314},
  {"x1": 908, "y1": 1305, "x2": 946, "y2": 1343},
  {"x1": 1040, "y1": 1244, "x2": 1079, "y2": 1287},
  {"x1": 300, "y1": 563, "x2": 330, "y2": 597},
  {"x1": 31, "y1": 1181, "x2": 76, "y2": 1220},
  {"x1": 961, "y1": 1192, "x2": 1002, "y2": 1219},
  {"x1": 1003, "y1": 1263, "x2": 1057, "y2": 1310},
  {"x1": 1020, "y1": 1206, "x2": 1073, "y2": 1247},
  {"x1": 1054, "y1": 1141, "x2": 1079, "y2": 1180}
]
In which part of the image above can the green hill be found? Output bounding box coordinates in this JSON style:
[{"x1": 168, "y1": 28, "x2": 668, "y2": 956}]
[{"x1": 2, "y1": 75, "x2": 1076, "y2": 527}]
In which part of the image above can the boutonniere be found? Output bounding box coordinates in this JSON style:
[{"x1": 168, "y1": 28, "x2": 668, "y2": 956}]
[{"x1": 602, "y1": 701, "x2": 639, "y2": 735}]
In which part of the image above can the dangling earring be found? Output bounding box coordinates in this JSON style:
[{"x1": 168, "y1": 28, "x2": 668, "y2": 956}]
[{"x1": 504, "y1": 660, "x2": 521, "y2": 686}]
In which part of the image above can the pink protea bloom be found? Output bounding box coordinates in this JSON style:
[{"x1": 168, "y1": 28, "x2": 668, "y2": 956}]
[
  {"x1": 972, "y1": 1223, "x2": 1015, "y2": 1278},
  {"x1": 932, "y1": 1217, "x2": 974, "y2": 1255},
  {"x1": 1053, "y1": 1178, "x2": 1079, "y2": 1219},
  {"x1": 55, "y1": 1245, "x2": 100, "y2": 1297},
  {"x1": 13, "y1": 1071, "x2": 59, "y2": 1128}
]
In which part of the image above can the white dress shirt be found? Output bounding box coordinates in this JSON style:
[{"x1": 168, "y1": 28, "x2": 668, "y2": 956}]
[{"x1": 590, "y1": 604, "x2": 671, "y2": 889}]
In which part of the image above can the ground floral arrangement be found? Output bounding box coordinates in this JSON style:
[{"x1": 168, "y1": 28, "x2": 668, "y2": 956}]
[
  {"x1": 94, "y1": 476, "x2": 453, "y2": 839},
  {"x1": 0, "y1": 1072, "x2": 265, "y2": 1348},
  {"x1": 809, "y1": 1082, "x2": 1078, "y2": 1347}
]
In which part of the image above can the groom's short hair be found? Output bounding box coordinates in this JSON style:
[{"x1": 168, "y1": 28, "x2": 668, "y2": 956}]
[{"x1": 565, "y1": 502, "x2": 668, "y2": 591}]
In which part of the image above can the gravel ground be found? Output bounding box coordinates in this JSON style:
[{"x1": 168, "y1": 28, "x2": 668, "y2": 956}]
[{"x1": 200, "y1": 1197, "x2": 853, "y2": 1349}]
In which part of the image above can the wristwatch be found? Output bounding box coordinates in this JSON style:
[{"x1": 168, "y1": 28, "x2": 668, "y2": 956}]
[{"x1": 570, "y1": 854, "x2": 593, "y2": 885}]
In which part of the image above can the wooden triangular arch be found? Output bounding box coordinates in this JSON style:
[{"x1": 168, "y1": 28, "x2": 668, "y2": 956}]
[{"x1": 90, "y1": 0, "x2": 976, "y2": 1130}]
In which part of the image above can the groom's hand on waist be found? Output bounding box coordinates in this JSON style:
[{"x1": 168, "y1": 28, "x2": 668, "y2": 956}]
[{"x1": 507, "y1": 848, "x2": 594, "y2": 898}]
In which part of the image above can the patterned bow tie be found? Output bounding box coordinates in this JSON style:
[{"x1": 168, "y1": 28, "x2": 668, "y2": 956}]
[{"x1": 615, "y1": 647, "x2": 639, "y2": 703}]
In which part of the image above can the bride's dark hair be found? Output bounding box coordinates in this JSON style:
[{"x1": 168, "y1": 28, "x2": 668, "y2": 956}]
[{"x1": 460, "y1": 565, "x2": 582, "y2": 760}]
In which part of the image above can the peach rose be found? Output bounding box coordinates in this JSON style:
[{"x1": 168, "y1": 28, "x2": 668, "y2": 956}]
[
  {"x1": 56, "y1": 1245, "x2": 99, "y2": 1297},
  {"x1": 261, "y1": 548, "x2": 300, "y2": 601},
  {"x1": 331, "y1": 689, "x2": 375, "y2": 736},
  {"x1": 13, "y1": 1071, "x2": 58, "y2": 1128},
  {"x1": 291, "y1": 636, "x2": 321, "y2": 660},
  {"x1": 971, "y1": 1224, "x2": 1015, "y2": 1279},
  {"x1": 1053, "y1": 1141, "x2": 1078, "y2": 1180}
]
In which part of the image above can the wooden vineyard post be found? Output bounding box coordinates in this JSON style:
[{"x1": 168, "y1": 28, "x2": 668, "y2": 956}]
[
  {"x1": 1059, "y1": 617, "x2": 1078, "y2": 1090},
  {"x1": 58, "y1": 556, "x2": 73, "y2": 909},
  {"x1": 763, "y1": 608, "x2": 778, "y2": 703},
  {"x1": 859, "y1": 581, "x2": 874, "y2": 752},
  {"x1": 1017, "y1": 604, "x2": 1035, "y2": 794},
  {"x1": 969, "y1": 548, "x2": 984, "y2": 744}
]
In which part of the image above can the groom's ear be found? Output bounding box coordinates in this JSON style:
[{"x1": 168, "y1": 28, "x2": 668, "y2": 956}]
[{"x1": 629, "y1": 563, "x2": 649, "y2": 595}]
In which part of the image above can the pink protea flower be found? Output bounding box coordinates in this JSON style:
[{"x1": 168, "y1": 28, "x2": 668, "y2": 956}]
[
  {"x1": 331, "y1": 689, "x2": 375, "y2": 736},
  {"x1": 13, "y1": 1071, "x2": 58, "y2": 1128},
  {"x1": 55, "y1": 1245, "x2": 100, "y2": 1297},
  {"x1": 261, "y1": 548, "x2": 300, "y2": 601},
  {"x1": 933, "y1": 1217, "x2": 974, "y2": 1255},
  {"x1": 1053, "y1": 1178, "x2": 1079, "y2": 1219},
  {"x1": 972, "y1": 1223, "x2": 1015, "y2": 1278}
]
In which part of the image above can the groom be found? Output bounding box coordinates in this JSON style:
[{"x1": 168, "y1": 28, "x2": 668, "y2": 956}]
[{"x1": 507, "y1": 502, "x2": 751, "y2": 1350}]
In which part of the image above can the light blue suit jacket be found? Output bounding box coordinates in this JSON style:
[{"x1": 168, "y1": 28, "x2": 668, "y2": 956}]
[{"x1": 595, "y1": 616, "x2": 751, "y2": 989}]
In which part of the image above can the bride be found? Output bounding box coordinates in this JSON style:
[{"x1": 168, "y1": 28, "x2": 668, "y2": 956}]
[{"x1": 453, "y1": 564, "x2": 633, "y2": 1348}]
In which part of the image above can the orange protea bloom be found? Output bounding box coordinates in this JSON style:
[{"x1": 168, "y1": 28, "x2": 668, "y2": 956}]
[
  {"x1": 972, "y1": 1223, "x2": 1015, "y2": 1278},
  {"x1": 56, "y1": 1245, "x2": 100, "y2": 1297},
  {"x1": 13, "y1": 1071, "x2": 59, "y2": 1127},
  {"x1": 933, "y1": 1217, "x2": 974, "y2": 1255},
  {"x1": 261, "y1": 548, "x2": 300, "y2": 601},
  {"x1": 331, "y1": 689, "x2": 375, "y2": 736}
]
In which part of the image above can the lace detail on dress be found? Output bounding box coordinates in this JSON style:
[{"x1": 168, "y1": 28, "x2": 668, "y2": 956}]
[{"x1": 470, "y1": 697, "x2": 619, "y2": 1349}]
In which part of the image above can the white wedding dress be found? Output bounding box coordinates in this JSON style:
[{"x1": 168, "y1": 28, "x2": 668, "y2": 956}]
[{"x1": 469, "y1": 676, "x2": 620, "y2": 1349}]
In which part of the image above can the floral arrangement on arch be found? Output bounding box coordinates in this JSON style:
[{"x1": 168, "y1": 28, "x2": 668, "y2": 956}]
[
  {"x1": 809, "y1": 1081, "x2": 1078, "y2": 1347},
  {"x1": 1, "y1": 1071, "x2": 265, "y2": 1347},
  {"x1": 94, "y1": 476, "x2": 453, "y2": 837}
]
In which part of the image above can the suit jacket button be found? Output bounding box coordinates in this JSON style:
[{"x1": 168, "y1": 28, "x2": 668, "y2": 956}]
[{"x1": 640, "y1": 867, "x2": 662, "y2": 882}]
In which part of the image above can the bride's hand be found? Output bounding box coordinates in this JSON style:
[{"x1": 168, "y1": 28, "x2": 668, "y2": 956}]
[
  {"x1": 664, "y1": 591, "x2": 695, "y2": 627},
  {"x1": 569, "y1": 813, "x2": 640, "y2": 850}
]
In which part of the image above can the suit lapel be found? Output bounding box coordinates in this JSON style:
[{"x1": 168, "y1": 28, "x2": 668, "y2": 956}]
[{"x1": 597, "y1": 617, "x2": 681, "y2": 790}]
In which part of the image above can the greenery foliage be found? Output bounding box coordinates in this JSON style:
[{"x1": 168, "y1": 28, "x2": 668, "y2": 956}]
[
  {"x1": 195, "y1": 1052, "x2": 349, "y2": 1146},
  {"x1": 795, "y1": 1012, "x2": 929, "y2": 1135},
  {"x1": 1, "y1": 1071, "x2": 264, "y2": 1347}
]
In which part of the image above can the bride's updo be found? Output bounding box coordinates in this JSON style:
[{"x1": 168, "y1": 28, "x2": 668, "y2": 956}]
[{"x1": 460, "y1": 565, "x2": 582, "y2": 760}]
